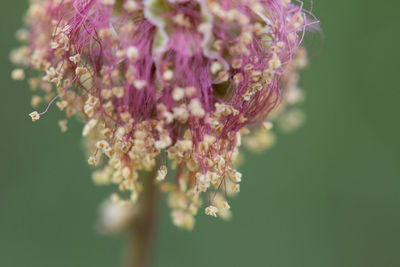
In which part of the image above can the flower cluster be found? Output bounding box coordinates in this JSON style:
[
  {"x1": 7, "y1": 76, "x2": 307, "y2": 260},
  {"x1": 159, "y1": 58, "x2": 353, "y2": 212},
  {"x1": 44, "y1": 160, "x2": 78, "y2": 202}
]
[{"x1": 12, "y1": 0, "x2": 316, "y2": 230}]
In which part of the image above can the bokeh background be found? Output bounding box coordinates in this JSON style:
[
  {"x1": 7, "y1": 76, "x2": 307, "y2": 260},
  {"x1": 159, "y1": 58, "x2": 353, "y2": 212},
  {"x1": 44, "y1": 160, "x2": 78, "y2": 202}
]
[{"x1": 1, "y1": 1, "x2": 399, "y2": 267}]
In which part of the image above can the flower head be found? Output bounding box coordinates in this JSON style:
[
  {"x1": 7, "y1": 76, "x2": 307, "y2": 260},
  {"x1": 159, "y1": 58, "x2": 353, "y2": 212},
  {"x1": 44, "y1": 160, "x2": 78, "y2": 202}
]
[{"x1": 12, "y1": 0, "x2": 317, "y2": 229}]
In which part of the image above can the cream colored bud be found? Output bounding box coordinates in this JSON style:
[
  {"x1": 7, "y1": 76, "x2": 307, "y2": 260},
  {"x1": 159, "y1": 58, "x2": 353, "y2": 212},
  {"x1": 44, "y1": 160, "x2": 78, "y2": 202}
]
[
  {"x1": 109, "y1": 156, "x2": 121, "y2": 168},
  {"x1": 11, "y1": 69, "x2": 25, "y2": 81},
  {"x1": 29, "y1": 111, "x2": 40, "y2": 122},
  {"x1": 31, "y1": 95, "x2": 42, "y2": 108},
  {"x1": 262, "y1": 121, "x2": 273, "y2": 131},
  {"x1": 233, "y1": 73, "x2": 244, "y2": 84},
  {"x1": 82, "y1": 119, "x2": 98, "y2": 136},
  {"x1": 58, "y1": 120, "x2": 68, "y2": 132},
  {"x1": 210, "y1": 61, "x2": 222, "y2": 75},
  {"x1": 268, "y1": 53, "x2": 281, "y2": 69},
  {"x1": 115, "y1": 127, "x2": 125, "y2": 139},
  {"x1": 232, "y1": 59, "x2": 242, "y2": 69},
  {"x1": 292, "y1": 12, "x2": 304, "y2": 29},
  {"x1": 56, "y1": 100, "x2": 68, "y2": 111},
  {"x1": 130, "y1": 191, "x2": 138, "y2": 203},
  {"x1": 172, "y1": 87, "x2": 185, "y2": 101},
  {"x1": 217, "y1": 71, "x2": 229, "y2": 82},
  {"x1": 120, "y1": 112, "x2": 132, "y2": 123},
  {"x1": 222, "y1": 201, "x2": 231, "y2": 210},
  {"x1": 75, "y1": 67, "x2": 88, "y2": 75},
  {"x1": 281, "y1": 0, "x2": 291, "y2": 8},
  {"x1": 155, "y1": 135, "x2": 172, "y2": 150},
  {"x1": 163, "y1": 70, "x2": 174, "y2": 81},
  {"x1": 173, "y1": 106, "x2": 189, "y2": 123},
  {"x1": 101, "y1": 89, "x2": 113, "y2": 99},
  {"x1": 134, "y1": 80, "x2": 146, "y2": 90},
  {"x1": 263, "y1": 68, "x2": 274, "y2": 83},
  {"x1": 122, "y1": 167, "x2": 131, "y2": 179},
  {"x1": 96, "y1": 140, "x2": 110, "y2": 150},
  {"x1": 177, "y1": 140, "x2": 193, "y2": 151},
  {"x1": 231, "y1": 183, "x2": 240, "y2": 192},
  {"x1": 112, "y1": 87, "x2": 125, "y2": 98},
  {"x1": 69, "y1": 54, "x2": 81, "y2": 64},
  {"x1": 231, "y1": 170, "x2": 242, "y2": 183},
  {"x1": 88, "y1": 156, "x2": 99, "y2": 166},
  {"x1": 126, "y1": 46, "x2": 139, "y2": 61},
  {"x1": 124, "y1": 0, "x2": 139, "y2": 12},
  {"x1": 185, "y1": 86, "x2": 196, "y2": 97},
  {"x1": 84, "y1": 104, "x2": 94, "y2": 118},
  {"x1": 101, "y1": 0, "x2": 115, "y2": 5},
  {"x1": 156, "y1": 165, "x2": 168, "y2": 182},
  {"x1": 102, "y1": 128, "x2": 112, "y2": 138},
  {"x1": 163, "y1": 111, "x2": 174, "y2": 124},
  {"x1": 189, "y1": 99, "x2": 205, "y2": 118},
  {"x1": 205, "y1": 206, "x2": 218, "y2": 217}
]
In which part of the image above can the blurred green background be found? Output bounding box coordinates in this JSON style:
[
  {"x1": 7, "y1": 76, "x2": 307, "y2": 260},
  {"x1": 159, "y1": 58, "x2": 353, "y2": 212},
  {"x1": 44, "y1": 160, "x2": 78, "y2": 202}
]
[{"x1": 1, "y1": 1, "x2": 399, "y2": 267}]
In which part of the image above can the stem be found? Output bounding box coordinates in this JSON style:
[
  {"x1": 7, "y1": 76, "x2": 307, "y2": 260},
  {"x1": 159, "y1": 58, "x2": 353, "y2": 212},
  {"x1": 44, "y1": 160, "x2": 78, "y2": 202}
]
[
  {"x1": 114, "y1": 0, "x2": 124, "y2": 15},
  {"x1": 126, "y1": 164, "x2": 160, "y2": 267}
]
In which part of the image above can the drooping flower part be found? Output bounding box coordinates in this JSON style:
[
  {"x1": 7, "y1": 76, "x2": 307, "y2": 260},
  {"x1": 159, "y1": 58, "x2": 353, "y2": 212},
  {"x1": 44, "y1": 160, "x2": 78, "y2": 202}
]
[{"x1": 12, "y1": 0, "x2": 317, "y2": 230}]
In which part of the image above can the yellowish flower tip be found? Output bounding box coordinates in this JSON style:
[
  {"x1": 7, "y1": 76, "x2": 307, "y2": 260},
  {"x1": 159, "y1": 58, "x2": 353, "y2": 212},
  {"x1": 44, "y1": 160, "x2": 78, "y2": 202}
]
[
  {"x1": 171, "y1": 210, "x2": 195, "y2": 231},
  {"x1": 112, "y1": 86, "x2": 125, "y2": 98},
  {"x1": 133, "y1": 80, "x2": 146, "y2": 90},
  {"x1": 205, "y1": 205, "x2": 218, "y2": 217},
  {"x1": 126, "y1": 46, "x2": 139, "y2": 61},
  {"x1": 210, "y1": 61, "x2": 222, "y2": 75},
  {"x1": 156, "y1": 165, "x2": 168, "y2": 182},
  {"x1": 189, "y1": 98, "x2": 205, "y2": 118},
  {"x1": 231, "y1": 183, "x2": 240, "y2": 193},
  {"x1": 58, "y1": 120, "x2": 68, "y2": 133},
  {"x1": 88, "y1": 155, "x2": 99, "y2": 166},
  {"x1": 172, "y1": 87, "x2": 185, "y2": 101},
  {"x1": 31, "y1": 95, "x2": 42, "y2": 108},
  {"x1": 11, "y1": 68, "x2": 25, "y2": 81},
  {"x1": 268, "y1": 53, "x2": 282, "y2": 69},
  {"x1": 29, "y1": 111, "x2": 40, "y2": 122},
  {"x1": 162, "y1": 69, "x2": 174, "y2": 81},
  {"x1": 262, "y1": 121, "x2": 273, "y2": 131},
  {"x1": 82, "y1": 119, "x2": 98, "y2": 136},
  {"x1": 101, "y1": 0, "x2": 115, "y2": 5},
  {"x1": 223, "y1": 201, "x2": 231, "y2": 210},
  {"x1": 98, "y1": 197, "x2": 135, "y2": 234},
  {"x1": 75, "y1": 66, "x2": 88, "y2": 76},
  {"x1": 123, "y1": 0, "x2": 140, "y2": 12},
  {"x1": 56, "y1": 100, "x2": 68, "y2": 111},
  {"x1": 69, "y1": 54, "x2": 81, "y2": 64}
]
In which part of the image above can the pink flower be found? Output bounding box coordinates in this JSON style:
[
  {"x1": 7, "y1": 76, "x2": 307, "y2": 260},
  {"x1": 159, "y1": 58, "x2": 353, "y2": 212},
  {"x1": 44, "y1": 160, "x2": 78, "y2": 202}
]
[{"x1": 12, "y1": 0, "x2": 317, "y2": 229}]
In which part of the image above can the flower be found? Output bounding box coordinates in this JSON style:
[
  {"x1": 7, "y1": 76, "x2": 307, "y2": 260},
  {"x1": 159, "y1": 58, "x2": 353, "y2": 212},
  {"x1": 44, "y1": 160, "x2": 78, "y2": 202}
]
[{"x1": 12, "y1": 0, "x2": 317, "y2": 229}]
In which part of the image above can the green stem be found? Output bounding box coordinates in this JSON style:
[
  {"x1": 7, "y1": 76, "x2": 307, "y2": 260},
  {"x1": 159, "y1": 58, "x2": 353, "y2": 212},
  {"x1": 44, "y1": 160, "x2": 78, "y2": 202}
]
[
  {"x1": 125, "y1": 164, "x2": 160, "y2": 267},
  {"x1": 114, "y1": 0, "x2": 124, "y2": 15}
]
